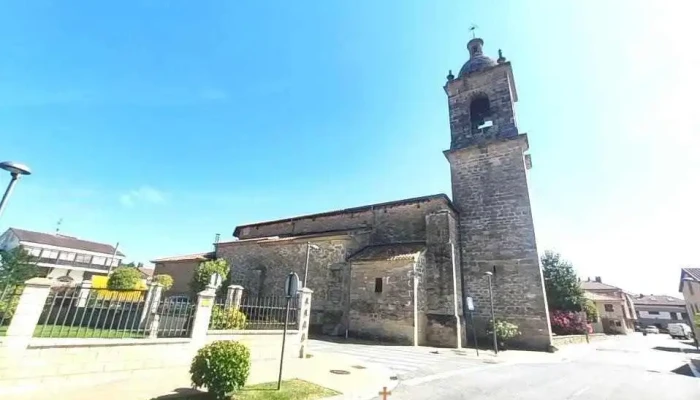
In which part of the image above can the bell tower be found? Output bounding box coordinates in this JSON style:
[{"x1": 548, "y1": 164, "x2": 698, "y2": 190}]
[{"x1": 444, "y1": 37, "x2": 552, "y2": 350}]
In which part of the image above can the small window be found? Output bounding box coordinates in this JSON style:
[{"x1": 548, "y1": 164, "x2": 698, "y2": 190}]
[
  {"x1": 59, "y1": 252, "x2": 76, "y2": 261},
  {"x1": 615, "y1": 321, "x2": 622, "y2": 327},
  {"x1": 682, "y1": 312, "x2": 689, "y2": 320},
  {"x1": 648, "y1": 311, "x2": 660, "y2": 315},
  {"x1": 374, "y1": 278, "x2": 383, "y2": 293},
  {"x1": 604, "y1": 304, "x2": 614, "y2": 312},
  {"x1": 42, "y1": 249, "x2": 59, "y2": 259},
  {"x1": 25, "y1": 247, "x2": 42, "y2": 257},
  {"x1": 75, "y1": 254, "x2": 92, "y2": 264},
  {"x1": 92, "y1": 256, "x2": 106, "y2": 266}
]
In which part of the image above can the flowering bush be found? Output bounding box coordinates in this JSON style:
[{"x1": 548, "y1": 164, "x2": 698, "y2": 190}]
[{"x1": 550, "y1": 310, "x2": 587, "y2": 335}]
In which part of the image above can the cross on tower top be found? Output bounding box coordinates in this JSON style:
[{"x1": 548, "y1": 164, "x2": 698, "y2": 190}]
[{"x1": 469, "y1": 24, "x2": 479, "y2": 39}]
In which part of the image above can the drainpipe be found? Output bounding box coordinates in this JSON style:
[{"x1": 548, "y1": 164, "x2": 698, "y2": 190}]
[
  {"x1": 449, "y1": 241, "x2": 462, "y2": 349},
  {"x1": 413, "y1": 260, "x2": 419, "y2": 346}
]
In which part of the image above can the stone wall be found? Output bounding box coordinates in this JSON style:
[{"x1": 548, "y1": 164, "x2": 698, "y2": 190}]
[
  {"x1": 348, "y1": 259, "x2": 416, "y2": 344},
  {"x1": 446, "y1": 136, "x2": 551, "y2": 350},
  {"x1": 234, "y1": 196, "x2": 454, "y2": 246}
]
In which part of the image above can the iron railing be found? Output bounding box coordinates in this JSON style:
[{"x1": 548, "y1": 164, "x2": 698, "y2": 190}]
[
  {"x1": 0, "y1": 283, "x2": 24, "y2": 335},
  {"x1": 212, "y1": 292, "x2": 299, "y2": 330},
  {"x1": 35, "y1": 287, "x2": 195, "y2": 339}
]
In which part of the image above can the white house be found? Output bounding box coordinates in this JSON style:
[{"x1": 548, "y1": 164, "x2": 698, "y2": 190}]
[{"x1": 0, "y1": 227, "x2": 125, "y2": 283}]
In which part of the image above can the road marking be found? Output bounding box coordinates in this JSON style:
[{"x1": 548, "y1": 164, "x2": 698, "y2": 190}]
[
  {"x1": 401, "y1": 364, "x2": 500, "y2": 386},
  {"x1": 569, "y1": 386, "x2": 590, "y2": 398}
]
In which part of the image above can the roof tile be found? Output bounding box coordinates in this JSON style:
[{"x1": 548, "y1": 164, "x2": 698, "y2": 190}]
[{"x1": 10, "y1": 228, "x2": 124, "y2": 257}]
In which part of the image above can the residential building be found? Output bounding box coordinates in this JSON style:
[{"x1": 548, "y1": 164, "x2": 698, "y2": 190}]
[
  {"x1": 151, "y1": 252, "x2": 214, "y2": 296},
  {"x1": 0, "y1": 227, "x2": 124, "y2": 283},
  {"x1": 631, "y1": 294, "x2": 689, "y2": 331},
  {"x1": 581, "y1": 277, "x2": 637, "y2": 334},
  {"x1": 679, "y1": 267, "x2": 700, "y2": 337}
]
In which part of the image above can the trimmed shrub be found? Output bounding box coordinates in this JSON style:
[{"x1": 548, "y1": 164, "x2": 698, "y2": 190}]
[
  {"x1": 107, "y1": 267, "x2": 142, "y2": 290},
  {"x1": 550, "y1": 310, "x2": 587, "y2": 335},
  {"x1": 210, "y1": 306, "x2": 247, "y2": 330},
  {"x1": 190, "y1": 340, "x2": 251, "y2": 399},
  {"x1": 189, "y1": 259, "x2": 229, "y2": 294},
  {"x1": 152, "y1": 274, "x2": 174, "y2": 290}
]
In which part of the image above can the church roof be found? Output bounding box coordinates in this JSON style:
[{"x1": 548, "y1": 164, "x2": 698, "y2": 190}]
[
  {"x1": 458, "y1": 38, "x2": 497, "y2": 78},
  {"x1": 348, "y1": 242, "x2": 426, "y2": 262},
  {"x1": 233, "y1": 194, "x2": 455, "y2": 238}
]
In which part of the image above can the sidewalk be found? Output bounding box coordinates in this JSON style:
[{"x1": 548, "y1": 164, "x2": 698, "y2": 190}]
[{"x1": 10, "y1": 351, "x2": 396, "y2": 400}]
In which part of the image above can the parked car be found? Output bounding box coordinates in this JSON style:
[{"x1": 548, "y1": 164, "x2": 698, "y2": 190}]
[
  {"x1": 668, "y1": 323, "x2": 694, "y2": 340},
  {"x1": 644, "y1": 325, "x2": 660, "y2": 334}
]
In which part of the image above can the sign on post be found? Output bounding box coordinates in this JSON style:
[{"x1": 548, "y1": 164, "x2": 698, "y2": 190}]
[
  {"x1": 285, "y1": 272, "x2": 300, "y2": 299},
  {"x1": 209, "y1": 273, "x2": 223, "y2": 289},
  {"x1": 466, "y1": 297, "x2": 475, "y2": 311}
]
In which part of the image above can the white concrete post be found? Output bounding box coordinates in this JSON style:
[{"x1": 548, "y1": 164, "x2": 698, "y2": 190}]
[
  {"x1": 190, "y1": 285, "x2": 217, "y2": 347},
  {"x1": 225, "y1": 285, "x2": 244, "y2": 309},
  {"x1": 149, "y1": 283, "x2": 163, "y2": 314},
  {"x1": 296, "y1": 287, "x2": 313, "y2": 358},
  {"x1": 4, "y1": 278, "x2": 52, "y2": 351},
  {"x1": 77, "y1": 279, "x2": 92, "y2": 307},
  {"x1": 149, "y1": 315, "x2": 160, "y2": 339}
]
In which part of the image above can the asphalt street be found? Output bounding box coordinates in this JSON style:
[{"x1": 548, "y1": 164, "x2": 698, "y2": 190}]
[{"x1": 388, "y1": 334, "x2": 700, "y2": 399}]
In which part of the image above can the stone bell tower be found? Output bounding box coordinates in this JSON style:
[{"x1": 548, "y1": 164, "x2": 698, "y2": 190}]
[{"x1": 443, "y1": 37, "x2": 552, "y2": 350}]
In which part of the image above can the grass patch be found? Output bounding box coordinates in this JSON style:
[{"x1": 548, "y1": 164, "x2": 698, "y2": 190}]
[
  {"x1": 180, "y1": 380, "x2": 338, "y2": 400},
  {"x1": 0, "y1": 324, "x2": 146, "y2": 338},
  {"x1": 32, "y1": 325, "x2": 146, "y2": 338}
]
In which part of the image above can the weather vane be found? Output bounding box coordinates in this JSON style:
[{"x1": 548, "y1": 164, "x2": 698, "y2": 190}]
[{"x1": 469, "y1": 24, "x2": 479, "y2": 39}]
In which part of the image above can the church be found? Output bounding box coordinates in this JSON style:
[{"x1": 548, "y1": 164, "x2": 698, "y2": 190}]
[{"x1": 156, "y1": 36, "x2": 552, "y2": 350}]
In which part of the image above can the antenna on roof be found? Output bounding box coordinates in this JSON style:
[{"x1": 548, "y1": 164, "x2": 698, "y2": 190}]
[{"x1": 55, "y1": 218, "x2": 63, "y2": 235}]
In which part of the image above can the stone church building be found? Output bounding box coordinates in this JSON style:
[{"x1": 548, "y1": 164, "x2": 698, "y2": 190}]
[{"x1": 155, "y1": 36, "x2": 552, "y2": 350}]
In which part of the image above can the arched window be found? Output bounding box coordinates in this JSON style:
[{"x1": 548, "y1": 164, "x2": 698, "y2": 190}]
[{"x1": 470, "y1": 95, "x2": 492, "y2": 131}]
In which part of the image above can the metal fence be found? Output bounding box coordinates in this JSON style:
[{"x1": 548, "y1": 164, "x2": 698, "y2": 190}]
[
  {"x1": 0, "y1": 283, "x2": 24, "y2": 335},
  {"x1": 212, "y1": 291, "x2": 298, "y2": 331},
  {"x1": 34, "y1": 287, "x2": 196, "y2": 339}
]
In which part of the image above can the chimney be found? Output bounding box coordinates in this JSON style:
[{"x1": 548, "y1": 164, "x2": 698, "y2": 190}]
[{"x1": 595, "y1": 276, "x2": 602, "y2": 283}]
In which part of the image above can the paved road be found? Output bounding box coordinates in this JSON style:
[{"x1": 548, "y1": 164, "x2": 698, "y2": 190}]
[
  {"x1": 308, "y1": 338, "x2": 485, "y2": 380},
  {"x1": 390, "y1": 334, "x2": 700, "y2": 399},
  {"x1": 311, "y1": 334, "x2": 699, "y2": 399}
]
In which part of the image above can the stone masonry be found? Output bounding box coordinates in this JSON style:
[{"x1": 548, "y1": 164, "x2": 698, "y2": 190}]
[{"x1": 444, "y1": 38, "x2": 552, "y2": 350}]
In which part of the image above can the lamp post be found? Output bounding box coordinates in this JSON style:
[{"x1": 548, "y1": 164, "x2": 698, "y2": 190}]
[
  {"x1": 484, "y1": 271, "x2": 498, "y2": 355},
  {"x1": 0, "y1": 161, "x2": 31, "y2": 220},
  {"x1": 302, "y1": 242, "x2": 320, "y2": 288}
]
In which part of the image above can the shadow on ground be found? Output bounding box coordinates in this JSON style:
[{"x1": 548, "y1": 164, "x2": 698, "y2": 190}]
[
  {"x1": 310, "y1": 334, "x2": 405, "y2": 347},
  {"x1": 150, "y1": 388, "x2": 209, "y2": 399},
  {"x1": 653, "y1": 346, "x2": 700, "y2": 355},
  {"x1": 671, "y1": 364, "x2": 696, "y2": 377}
]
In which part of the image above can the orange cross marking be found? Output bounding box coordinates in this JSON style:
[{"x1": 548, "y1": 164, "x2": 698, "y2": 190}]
[{"x1": 378, "y1": 386, "x2": 392, "y2": 399}]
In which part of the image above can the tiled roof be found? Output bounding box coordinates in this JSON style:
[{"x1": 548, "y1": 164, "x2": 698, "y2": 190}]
[
  {"x1": 233, "y1": 194, "x2": 455, "y2": 237},
  {"x1": 580, "y1": 281, "x2": 620, "y2": 291},
  {"x1": 348, "y1": 242, "x2": 426, "y2": 262},
  {"x1": 10, "y1": 228, "x2": 125, "y2": 256},
  {"x1": 632, "y1": 294, "x2": 685, "y2": 306},
  {"x1": 682, "y1": 268, "x2": 700, "y2": 281},
  {"x1": 138, "y1": 267, "x2": 155, "y2": 278},
  {"x1": 151, "y1": 252, "x2": 214, "y2": 263}
]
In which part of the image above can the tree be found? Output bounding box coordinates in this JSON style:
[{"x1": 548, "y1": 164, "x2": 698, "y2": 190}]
[
  {"x1": 582, "y1": 299, "x2": 599, "y2": 323},
  {"x1": 107, "y1": 267, "x2": 142, "y2": 290},
  {"x1": 190, "y1": 259, "x2": 229, "y2": 294},
  {"x1": 541, "y1": 250, "x2": 585, "y2": 312},
  {"x1": 0, "y1": 247, "x2": 40, "y2": 286},
  {"x1": 153, "y1": 274, "x2": 174, "y2": 290}
]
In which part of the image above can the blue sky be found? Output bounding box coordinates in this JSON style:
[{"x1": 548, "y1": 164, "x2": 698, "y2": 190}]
[{"x1": 0, "y1": 1, "x2": 697, "y2": 296}]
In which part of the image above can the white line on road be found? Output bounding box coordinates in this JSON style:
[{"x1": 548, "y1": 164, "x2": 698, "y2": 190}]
[
  {"x1": 401, "y1": 364, "x2": 500, "y2": 386},
  {"x1": 568, "y1": 386, "x2": 590, "y2": 398}
]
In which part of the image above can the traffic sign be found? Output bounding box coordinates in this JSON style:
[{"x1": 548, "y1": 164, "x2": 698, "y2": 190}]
[
  {"x1": 285, "y1": 272, "x2": 299, "y2": 299},
  {"x1": 466, "y1": 296, "x2": 475, "y2": 311}
]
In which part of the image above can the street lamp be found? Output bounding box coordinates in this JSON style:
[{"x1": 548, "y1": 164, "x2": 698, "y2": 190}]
[
  {"x1": 302, "y1": 242, "x2": 320, "y2": 288},
  {"x1": 0, "y1": 161, "x2": 31, "y2": 220},
  {"x1": 484, "y1": 270, "x2": 498, "y2": 355}
]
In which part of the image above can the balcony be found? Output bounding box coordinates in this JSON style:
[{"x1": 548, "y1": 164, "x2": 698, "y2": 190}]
[{"x1": 35, "y1": 257, "x2": 112, "y2": 273}]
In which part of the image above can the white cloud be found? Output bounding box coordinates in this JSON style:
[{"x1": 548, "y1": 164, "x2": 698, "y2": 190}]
[{"x1": 120, "y1": 186, "x2": 166, "y2": 207}]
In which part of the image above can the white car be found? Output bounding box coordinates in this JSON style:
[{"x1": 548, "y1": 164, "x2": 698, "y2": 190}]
[
  {"x1": 644, "y1": 325, "x2": 660, "y2": 334},
  {"x1": 668, "y1": 323, "x2": 694, "y2": 340}
]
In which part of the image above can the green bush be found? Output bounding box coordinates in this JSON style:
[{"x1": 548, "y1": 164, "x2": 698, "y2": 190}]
[
  {"x1": 488, "y1": 319, "x2": 521, "y2": 341},
  {"x1": 582, "y1": 299, "x2": 598, "y2": 323},
  {"x1": 189, "y1": 259, "x2": 229, "y2": 294},
  {"x1": 190, "y1": 340, "x2": 251, "y2": 399},
  {"x1": 210, "y1": 306, "x2": 247, "y2": 330},
  {"x1": 152, "y1": 274, "x2": 174, "y2": 290},
  {"x1": 0, "y1": 285, "x2": 22, "y2": 323},
  {"x1": 107, "y1": 267, "x2": 142, "y2": 290}
]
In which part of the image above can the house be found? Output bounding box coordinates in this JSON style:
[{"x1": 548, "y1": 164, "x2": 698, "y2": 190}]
[
  {"x1": 631, "y1": 294, "x2": 689, "y2": 331},
  {"x1": 0, "y1": 227, "x2": 124, "y2": 283},
  {"x1": 151, "y1": 252, "x2": 214, "y2": 296},
  {"x1": 581, "y1": 277, "x2": 637, "y2": 334},
  {"x1": 679, "y1": 267, "x2": 700, "y2": 337}
]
